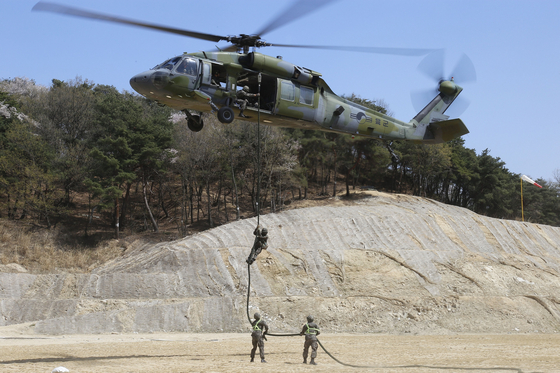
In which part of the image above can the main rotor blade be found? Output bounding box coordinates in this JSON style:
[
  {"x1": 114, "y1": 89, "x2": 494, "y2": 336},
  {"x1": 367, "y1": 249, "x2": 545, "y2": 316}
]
[
  {"x1": 255, "y1": 0, "x2": 339, "y2": 37},
  {"x1": 32, "y1": 1, "x2": 227, "y2": 43},
  {"x1": 270, "y1": 43, "x2": 439, "y2": 56}
]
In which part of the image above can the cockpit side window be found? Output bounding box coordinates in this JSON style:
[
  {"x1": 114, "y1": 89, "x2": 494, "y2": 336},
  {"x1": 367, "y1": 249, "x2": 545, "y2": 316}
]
[{"x1": 175, "y1": 58, "x2": 198, "y2": 76}]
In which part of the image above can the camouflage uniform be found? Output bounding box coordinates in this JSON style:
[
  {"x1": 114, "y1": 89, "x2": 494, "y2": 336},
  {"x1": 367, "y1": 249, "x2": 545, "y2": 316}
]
[
  {"x1": 236, "y1": 86, "x2": 258, "y2": 117},
  {"x1": 300, "y1": 316, "x2": 320, "y2": 365},
  {"x1": 246, "y1": 226, "x2": 268, "y2": 265},
  {"x1": 250, "y1": 313, "x2": 269, "y2": 363},
  {"x1": 211, "y1": 71, "x2": 221, "y2": 87}
]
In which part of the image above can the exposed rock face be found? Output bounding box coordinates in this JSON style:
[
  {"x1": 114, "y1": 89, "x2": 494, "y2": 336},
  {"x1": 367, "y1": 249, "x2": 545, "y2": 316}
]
[{"x1": 1, "y1": 192, "x2": 560, "y2": 335}]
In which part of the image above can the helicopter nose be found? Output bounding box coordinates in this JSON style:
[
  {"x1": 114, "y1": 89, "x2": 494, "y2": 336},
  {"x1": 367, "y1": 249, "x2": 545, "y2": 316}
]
[
  {"x1": 130, "y1": 70, "x2": 171, "y2": 95},
  {"x1": 129, "y1": 70, "x2": 153, "y2": 95}
]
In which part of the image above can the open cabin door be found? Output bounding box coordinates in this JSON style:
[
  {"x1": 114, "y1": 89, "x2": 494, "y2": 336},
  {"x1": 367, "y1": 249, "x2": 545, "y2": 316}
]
[{"x1": 235, "y1": 71, "x2": 277, "y2": 114}]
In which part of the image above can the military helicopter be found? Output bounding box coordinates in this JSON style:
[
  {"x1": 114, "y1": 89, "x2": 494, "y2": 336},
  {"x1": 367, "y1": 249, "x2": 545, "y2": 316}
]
[{"x1": 33, "y1": 1, "x2": 474, "y2": 144}]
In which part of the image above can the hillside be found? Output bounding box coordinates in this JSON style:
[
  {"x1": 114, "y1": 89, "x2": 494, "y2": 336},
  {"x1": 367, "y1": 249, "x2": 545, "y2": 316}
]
[{"x1": 1, "y1": 191, "x2": 560, "y2": 335}]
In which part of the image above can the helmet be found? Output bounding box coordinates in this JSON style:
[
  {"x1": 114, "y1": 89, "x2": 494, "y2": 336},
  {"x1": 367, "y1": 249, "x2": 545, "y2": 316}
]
[
  {"x1": 254, "y1": 313, "x2": 261, "y2": 320},
  {"x1": 243, "y1": 86, "x2": 250, "y2": 92},
  {"x1": 261, "y1": 228, "x2": 268, "y2": 235},
  {"x1": 307, "y1": 315, "x2": 314, "y2": 323}
]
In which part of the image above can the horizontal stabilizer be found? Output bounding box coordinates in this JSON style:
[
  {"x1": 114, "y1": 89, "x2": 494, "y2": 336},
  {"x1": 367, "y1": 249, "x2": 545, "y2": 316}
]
[{"x1": 428, "y1": 118, "x2": 469, "y2": 143}]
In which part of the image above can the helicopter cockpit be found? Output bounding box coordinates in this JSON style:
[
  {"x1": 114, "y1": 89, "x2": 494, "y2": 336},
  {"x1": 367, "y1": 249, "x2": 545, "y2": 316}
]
[{"x1": 153, "y1": 56, "x2": 199, "y2": 76}]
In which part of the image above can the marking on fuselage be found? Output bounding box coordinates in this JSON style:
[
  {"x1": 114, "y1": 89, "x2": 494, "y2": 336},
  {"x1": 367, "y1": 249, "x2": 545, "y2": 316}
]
[{"x1": 351, "y1": 112, "x2": 373, "y2": 124}]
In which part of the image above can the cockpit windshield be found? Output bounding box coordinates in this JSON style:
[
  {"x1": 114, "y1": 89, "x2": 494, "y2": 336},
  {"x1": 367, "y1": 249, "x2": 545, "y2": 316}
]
[
  {"x1": 153, "y1": 56, "x2": 182, "y2": 70},
  {"x1": 175, "y1": 58, "x2": 198, "y2": 76},
  {"x1": 152, "y1": 57, "x2": 198, "y2": 76}
]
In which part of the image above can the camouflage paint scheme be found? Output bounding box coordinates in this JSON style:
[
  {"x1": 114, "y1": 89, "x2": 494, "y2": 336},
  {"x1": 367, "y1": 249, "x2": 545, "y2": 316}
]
[{"x1": 130, "y1": 51, "x2": 468, "y2": 143}]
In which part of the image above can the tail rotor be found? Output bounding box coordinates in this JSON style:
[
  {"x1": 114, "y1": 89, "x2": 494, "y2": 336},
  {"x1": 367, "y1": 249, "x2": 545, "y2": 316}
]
[{"x1": 411, "y1": 50, "x2": 476, "y2": 116}]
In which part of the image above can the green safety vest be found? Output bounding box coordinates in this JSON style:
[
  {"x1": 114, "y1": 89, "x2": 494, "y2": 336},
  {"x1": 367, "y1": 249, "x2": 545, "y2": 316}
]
[
  {"x1": 305, "y1": 323, "x2": 319, "y2": 335},
  {"x1": 253, "y1": 319, "x2": 262, "y2": 331}
]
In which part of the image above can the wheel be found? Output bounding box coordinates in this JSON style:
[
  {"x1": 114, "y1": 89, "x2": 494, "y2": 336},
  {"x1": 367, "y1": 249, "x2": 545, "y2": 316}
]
[
  {"x1": 217, "y1": 107, "x2": 235, "y2": 124},
  {"x1": 187, "y1": 115, "x2": 203, "y2": 132}
]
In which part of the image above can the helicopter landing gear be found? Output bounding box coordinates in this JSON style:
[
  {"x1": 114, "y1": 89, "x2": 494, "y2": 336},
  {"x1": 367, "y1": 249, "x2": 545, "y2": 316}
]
[
  {"x1": 183, "y1": 110, "x2": 204, "y2": 132},
  {"x1": 217, "y1": 107, "x2": 235, "y2": 124}
]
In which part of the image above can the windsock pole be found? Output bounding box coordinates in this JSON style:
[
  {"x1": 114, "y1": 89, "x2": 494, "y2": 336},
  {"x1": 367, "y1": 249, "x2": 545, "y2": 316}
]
[
  {"x1": 520, "y1": 175, "x2": 543, "y2": 222},
  {"x1": 521, "y1": 177, "x2": 524, "y2": 222}
]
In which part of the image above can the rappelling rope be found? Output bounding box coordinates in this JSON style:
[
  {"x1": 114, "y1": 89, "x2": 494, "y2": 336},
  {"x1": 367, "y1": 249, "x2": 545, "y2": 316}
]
[
  {"x1": 256, "y1": 73, "x2": 262, "y2": 227},
  {"x1": 246, "y1": 262, "x2": 299, "y2": 336}
]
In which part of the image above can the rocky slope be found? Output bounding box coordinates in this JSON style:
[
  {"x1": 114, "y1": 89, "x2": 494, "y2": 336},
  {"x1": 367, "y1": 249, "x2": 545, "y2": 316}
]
[{"x1": 1, "y1": 191, "x2": 560, "y2": 335}]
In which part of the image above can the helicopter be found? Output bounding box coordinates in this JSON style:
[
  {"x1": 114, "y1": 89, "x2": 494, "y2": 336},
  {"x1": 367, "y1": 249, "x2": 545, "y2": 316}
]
[{"x1": 33, "y1": 1, "x2": 473, "y2": 144}]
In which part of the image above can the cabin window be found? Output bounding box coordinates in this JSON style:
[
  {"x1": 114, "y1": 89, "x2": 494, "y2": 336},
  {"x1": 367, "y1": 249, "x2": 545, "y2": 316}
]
[
  {"x1": 300, "y1": 86, "x2": 314, "y2": 106},
  {"x1": 280, "y1": 80, "x2": 295, "y2": 101},
  {"x1": 175, "y1": 58, "x2": 198, "y2": 76}
]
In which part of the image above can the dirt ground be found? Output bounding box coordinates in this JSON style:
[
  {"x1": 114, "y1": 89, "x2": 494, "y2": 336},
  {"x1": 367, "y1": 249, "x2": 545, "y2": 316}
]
[{"x1": 1, "y1": 325, "x2": 560, "y2": 373}]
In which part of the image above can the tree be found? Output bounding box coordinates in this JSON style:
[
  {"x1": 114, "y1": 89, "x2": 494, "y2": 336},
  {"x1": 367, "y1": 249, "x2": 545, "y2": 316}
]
[
  {"x1": 0, "y1": 119, "x2": 59, "y2": 226},
  {"x1": 172, "y1": 115, "x2": 222, "y2": 228},
  {"x1": 0, "y1": 89, "x2": 22, "y2": 141},
  {"x1": 469, "y1": 149, "x2": 517, "y2": 218},
  {"x1": 89, "y1": 85, "x2": 173, "y2": 235},
  {"x1": 25, "y1": 78, "x2": 97, "y2": 206}
]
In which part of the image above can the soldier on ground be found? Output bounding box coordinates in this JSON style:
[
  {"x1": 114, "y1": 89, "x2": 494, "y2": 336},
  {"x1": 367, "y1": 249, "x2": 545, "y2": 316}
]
[
  {"x1": 236, "y1": 85, "x2": 259, "y2": 118},
  {"x1": 300, "y1": 315, "x2": 320, "y2": 365},
  {"x1": 246, "y1": 225, "x2": 268, "y2": 265},
  {"x1": 250, "y1": 312, "x2": 269, "y2": 363}
]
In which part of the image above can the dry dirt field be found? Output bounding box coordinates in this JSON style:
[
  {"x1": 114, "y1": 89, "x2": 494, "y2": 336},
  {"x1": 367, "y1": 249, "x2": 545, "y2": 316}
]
[{"x1": 1, "y1": 327, "x2": 560, "y2": 373}]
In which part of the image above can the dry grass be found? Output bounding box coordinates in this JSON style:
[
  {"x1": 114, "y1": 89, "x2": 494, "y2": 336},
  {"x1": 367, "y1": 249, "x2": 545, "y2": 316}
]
[{"x1": 0, "y1": 220, "x2": 125, "y2": 273}]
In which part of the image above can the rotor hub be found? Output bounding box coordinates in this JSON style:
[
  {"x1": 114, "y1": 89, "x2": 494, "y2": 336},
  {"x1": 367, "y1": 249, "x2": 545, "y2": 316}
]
[{"x1": 438, "y1": 79, "x2": 458, "y2": 96}]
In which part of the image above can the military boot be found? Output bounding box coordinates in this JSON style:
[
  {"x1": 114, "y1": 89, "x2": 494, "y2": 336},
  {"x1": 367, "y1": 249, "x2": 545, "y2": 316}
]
[
  {"x1": 310, "y1": 358, "x2": 317, "y2": 365},
  {"x1": 303, "y1": 358, "x2": 307, "y2": 364},
  {"x1": 261, "y1": 359, "x2": 267, "y2": 363}
]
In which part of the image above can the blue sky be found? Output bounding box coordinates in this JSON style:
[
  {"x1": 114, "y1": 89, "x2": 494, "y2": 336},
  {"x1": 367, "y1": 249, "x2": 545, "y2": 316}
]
[{"x1": 1, "y1": 0, "x2": 559, "y2": 181}]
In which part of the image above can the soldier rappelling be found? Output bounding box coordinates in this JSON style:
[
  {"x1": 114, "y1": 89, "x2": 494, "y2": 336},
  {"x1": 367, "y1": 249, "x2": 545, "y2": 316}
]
[{"x1": 246, "y1": 224, "x2": 268, "y2": 265}]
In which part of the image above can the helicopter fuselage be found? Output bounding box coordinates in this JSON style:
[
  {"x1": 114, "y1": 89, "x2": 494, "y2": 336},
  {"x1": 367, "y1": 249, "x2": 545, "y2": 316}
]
[{"x1": 130, "y1": 51, "x2": 467, "y2": 143}]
